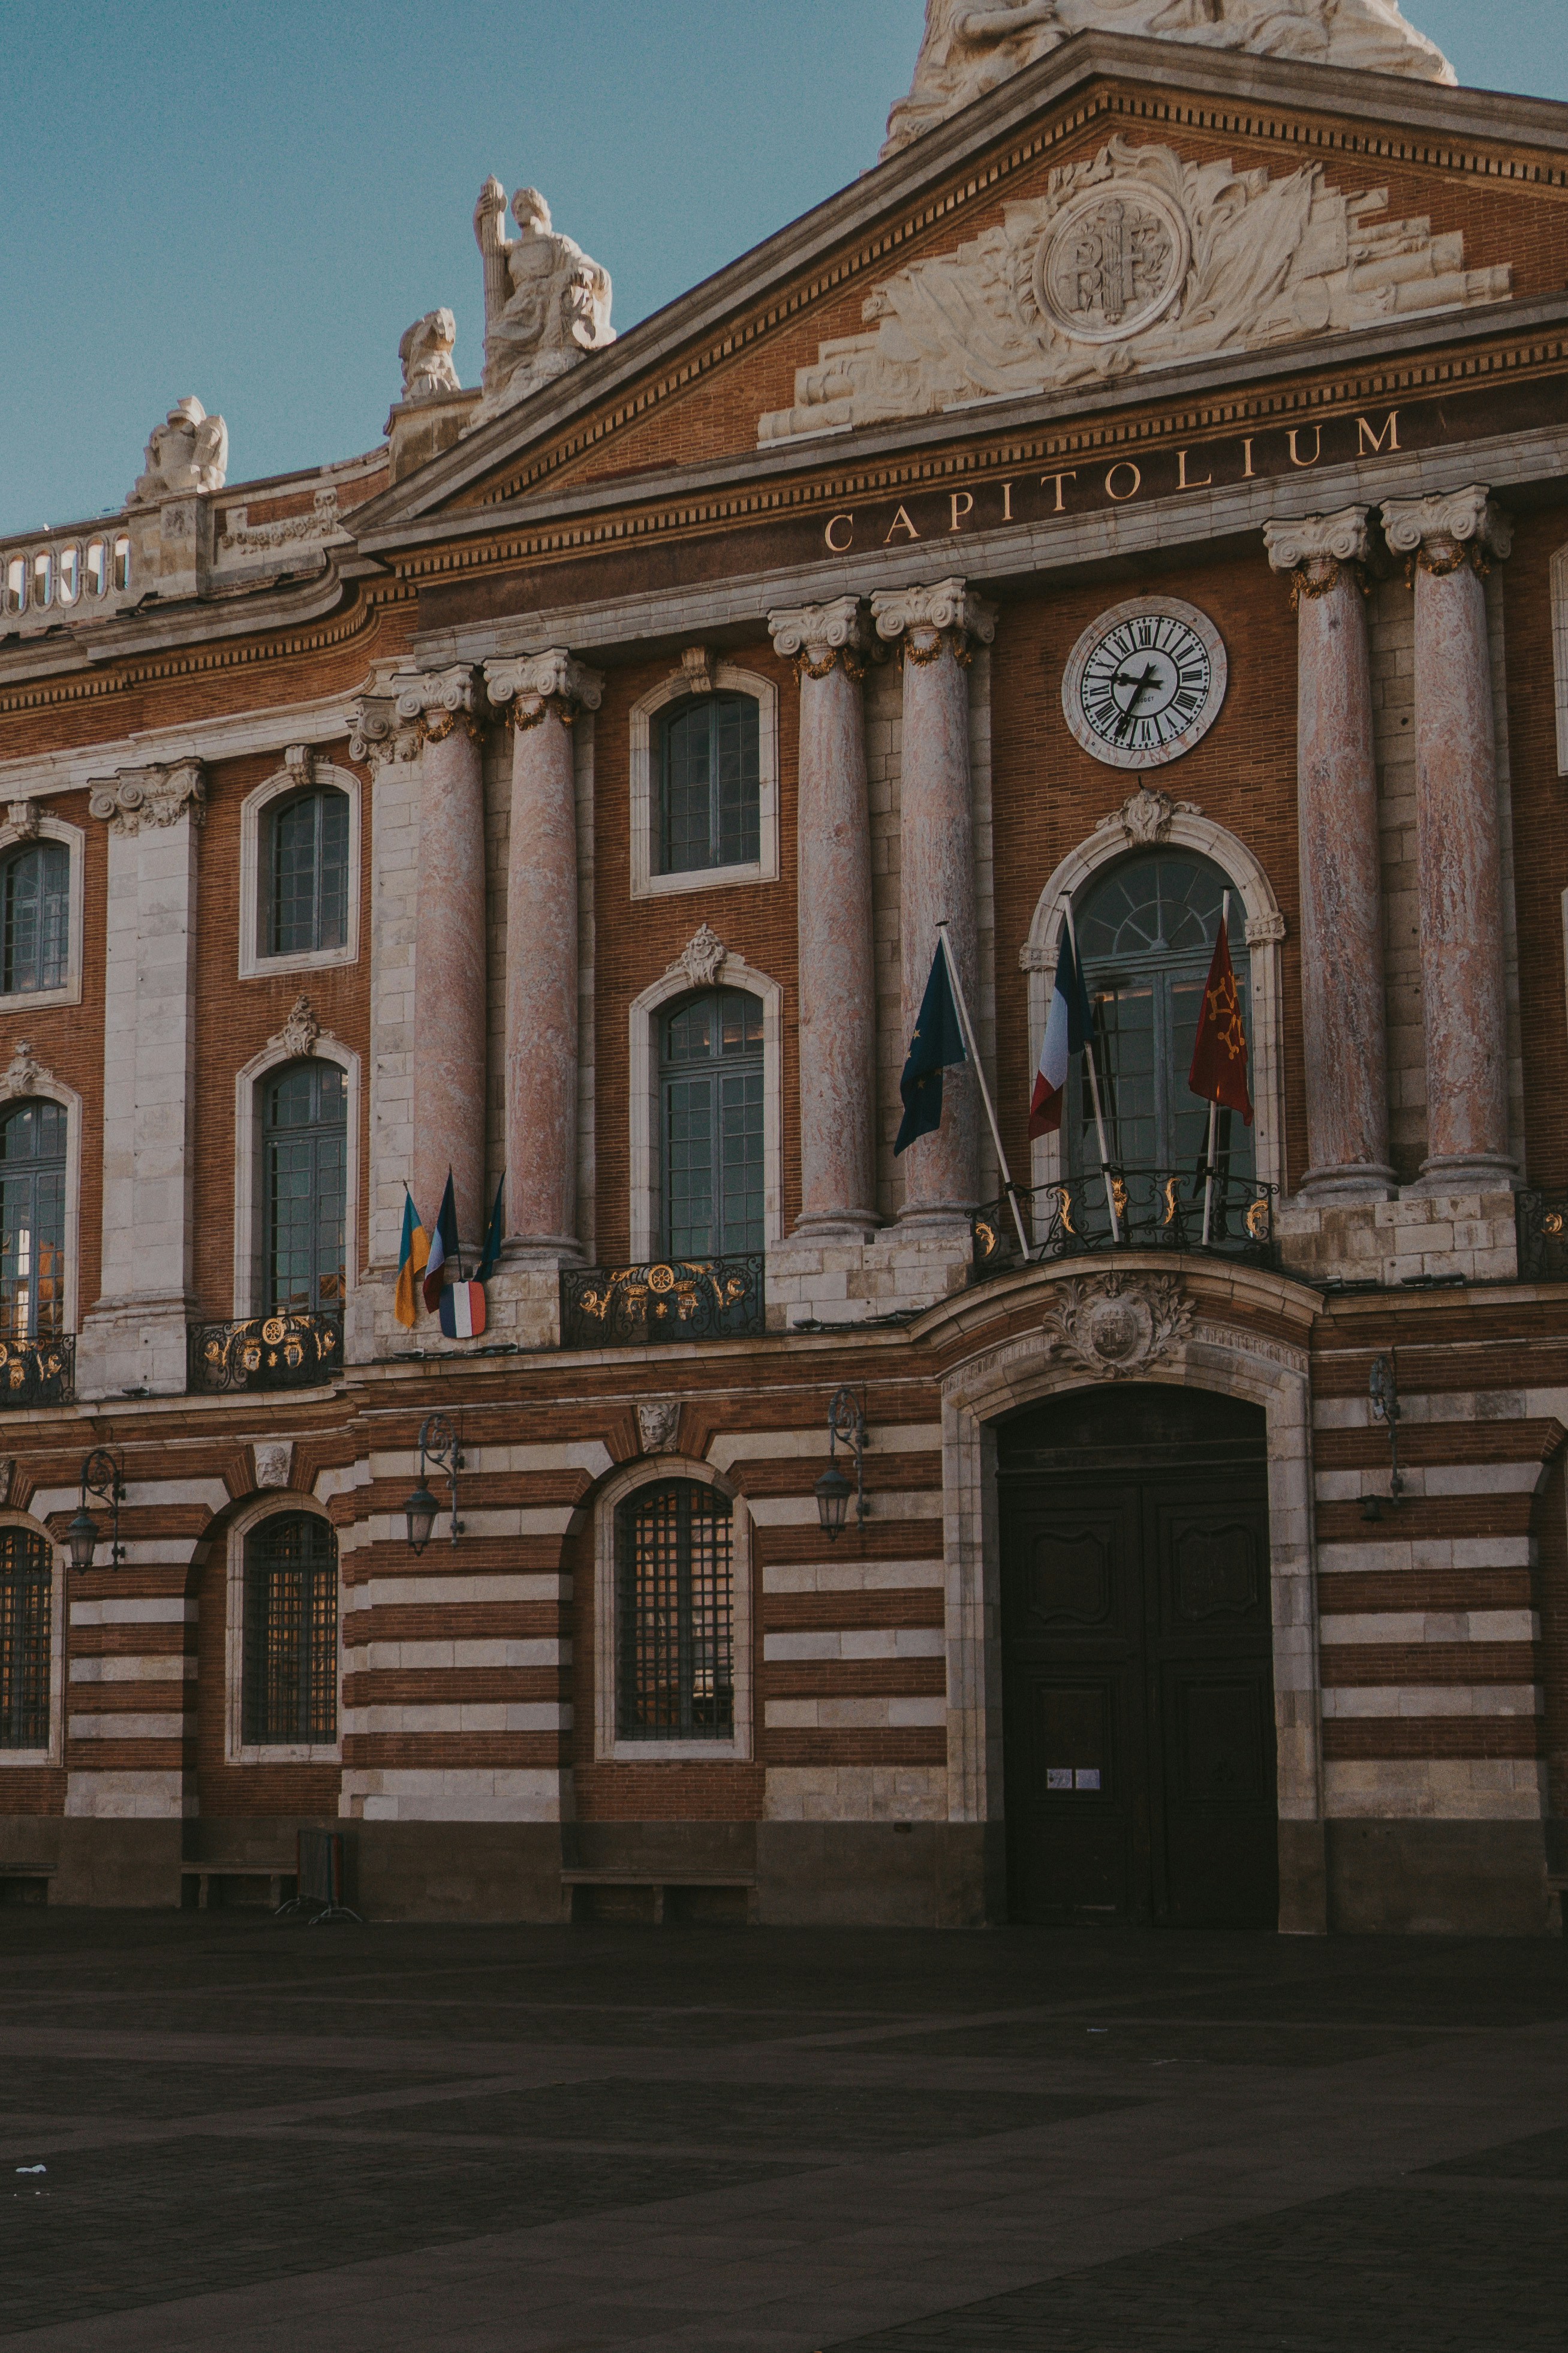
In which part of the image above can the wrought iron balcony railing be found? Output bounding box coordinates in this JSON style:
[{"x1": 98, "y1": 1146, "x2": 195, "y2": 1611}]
[
  {"x1": 0, "y1": 1332, "x2": 74, "y2": 1410},
  {"x1": 188, "y1": 1311, "x2": 344, "y2": 1394},
  {"x1": 971, "y1": 1167, "x2": 1277, "y2": 1281},
  {"x1": 561, "y1": 1254, "x2": 765, "y2": 1350},
  {"x1": 1516, "y1": 1190, "x2": 1567, "y2": 1283}
]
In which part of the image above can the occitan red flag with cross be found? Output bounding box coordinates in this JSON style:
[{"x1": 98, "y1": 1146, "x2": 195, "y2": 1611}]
[{"x1": 1188, "y1": 921, "x2": 1254, "y2": 1126}]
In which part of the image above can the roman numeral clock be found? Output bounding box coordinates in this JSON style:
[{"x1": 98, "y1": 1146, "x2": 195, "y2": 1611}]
[{"x1": 1061, "y1": 596, "x2": 1227, "y2": 769}]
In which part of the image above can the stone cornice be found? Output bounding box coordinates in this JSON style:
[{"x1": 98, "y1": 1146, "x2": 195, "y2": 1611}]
[{"x1": 0, "y1": 690, "x2": 363, "y2": 803}]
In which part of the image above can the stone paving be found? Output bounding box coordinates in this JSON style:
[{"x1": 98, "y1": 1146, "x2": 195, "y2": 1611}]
[{"x1": 0, "y1": 1910, "x2": 1563, "y2": 2349}]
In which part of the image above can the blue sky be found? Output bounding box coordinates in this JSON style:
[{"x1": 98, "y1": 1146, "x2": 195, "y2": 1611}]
[{"x1": 1, "y1": 1, "x2": 1561, "y2": 534}]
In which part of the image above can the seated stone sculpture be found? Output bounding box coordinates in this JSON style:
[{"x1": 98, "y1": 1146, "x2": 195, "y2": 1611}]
[
  {"x1": 128, "y1": 397, "x2": 229, "y2": 504},
  {"x1": 469, "y1": 181, "x2": 615, "y2": 429},
  {"x1": 398, "y1": 310, "x2": 462, "y2": 405}
]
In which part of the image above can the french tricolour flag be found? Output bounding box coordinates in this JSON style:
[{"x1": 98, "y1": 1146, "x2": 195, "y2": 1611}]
[
  {"x1": 438, "y1": 1279, "x2": 487, "y2": 1340},
  {"x1": 1029, "y1": 924, "x2": 1097, "y2": 1138}
]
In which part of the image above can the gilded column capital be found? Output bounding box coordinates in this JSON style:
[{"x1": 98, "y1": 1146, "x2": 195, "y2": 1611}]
[
  {"x1": 1381, "y1": 485, "x2": 1513, "y2": 578},
  {"x1": 485, "y1": 649, "x2": 605, "y2": 728},
  {"x1": 870, "y1": 577, "x2": 997, "y2": 665},
  {"x1": 390, "y1": 662, "x2": 489, "y2": 745},
  {"x1": 1263, "y1": 506, "x2": 1373, "y2": 602},
  {"x1": 87, "y1": 759, "x2": 207, "y2": 834},
  {"x1": 768, "y1": 596, "x2": 873, "y2": 681}
]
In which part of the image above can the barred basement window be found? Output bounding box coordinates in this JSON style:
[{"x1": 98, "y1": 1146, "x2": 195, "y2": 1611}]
[
  {"x1": 242, "y1": 1513, "x2": 338, "y2": 1746},
  {"x1": 265, "y1": 787, "x2": 350, "y2": 957},
  {"x1": 616, "y1": 1480, "x2": 734, "y2": 1741},
  {"x1": 0, "y1": 1528, "x2": 52, "y2": 1750},
  {"x1": 0, "y1": 842, "x2": 69, "y2": 996},
  {"x1": 655, "y1": 694, "x2": 760, "y2": 876}
]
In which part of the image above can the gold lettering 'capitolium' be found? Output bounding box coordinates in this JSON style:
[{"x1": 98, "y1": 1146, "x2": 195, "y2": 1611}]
[{"x1": 1036, "y1": 184, "x2": 1190, "y2": 345}]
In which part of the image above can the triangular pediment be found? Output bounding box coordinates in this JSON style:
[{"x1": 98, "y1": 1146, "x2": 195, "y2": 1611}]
[{"x1": 348, "y1": 31, "x2": 1568, "y2": 555}]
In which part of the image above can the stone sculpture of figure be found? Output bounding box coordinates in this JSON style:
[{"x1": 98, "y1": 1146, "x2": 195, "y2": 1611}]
[
  {"x1": 127, "y1": 396, "x2": 229, "y2": 503},
  {"x1": 398, "y1": 309, "x2": 462, "y2": 405},
  {"x1": 882, "y1": 0, "x2": 1453, "y2": 154},
  {"x1": 469, "y1": 180, "x2": 615, "y2": 427}
]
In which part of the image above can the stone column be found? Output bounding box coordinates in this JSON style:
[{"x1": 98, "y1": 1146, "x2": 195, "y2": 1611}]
[
  {"x1": 484, "y1": 651, "x2": 603, "y2": 1259},
  {"x1": 870, "y1": 578, "x2": 995, "y2": 1227},
  {"x1": 392, "y1": 667, "x2": 489, "y2": 1242},
  {"x1": 1381, "y1": 486, "x2": 1516, "y2": 1189},
  {"x1": 1263, "y1": 509, "x2": 1394, "y2": 1200},
  {"x1": 768, "y1": 597, "x2": 878, "y2": 1239}
]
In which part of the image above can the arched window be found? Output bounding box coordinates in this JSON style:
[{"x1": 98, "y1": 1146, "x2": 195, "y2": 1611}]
[
  {"x1": 0, "y1": 842, "x2": 69, "y2": 996},
  {"x1": 615, "y1": 1480, "x2": 734, "y2": 1741},
  {"x1": 1070, "y1": 850, "x2": 1254, "y2": 1181},
  {"x1": 0, "y1": 1101, "x2": 66, "y2": 1339},
  {"x1": 0, "y1": 1528, "x2": 52, "y2": 1750},
  {"x1": 264, "y1": 787, "x2": 350, "y2": 957},
  {"x1": 261, "y1": 1060, "x2": 346, "y2": 1314},
  {"x1": 243, "y1": 1513, "x2": 338, "y2": 1746},
  {"x1": 655, "y1": 694, "x2": 760, "y2": 875},
  {"x1": 660, "y1": 989, "x2": 764, "y2": 1257}
]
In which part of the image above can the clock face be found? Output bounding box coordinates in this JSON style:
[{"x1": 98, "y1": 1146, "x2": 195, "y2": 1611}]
[{"x1": 1061, "y1": 597, "x2": 1227, "y2": 771}]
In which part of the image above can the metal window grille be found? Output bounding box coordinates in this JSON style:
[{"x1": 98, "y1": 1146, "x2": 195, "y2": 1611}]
[
  {"x1": 0, "y1": 1526, "x2": 51, "y2": 1749},
  {"x1": 0, "y1": 1099, "x2": 67, "y2": 1341},
  {"x1": 656, "y1": 694, "x2": 760, "y2": 875},
  {"x1": 243, "y1": 1513, "x2": 339, "y2": 1745},
  {"x1": 660, "y1": 990, "x2": 765, "y2": 1257},
  {"x1": 0, "y1": 842, "x2": 69, "y2": 994},
  {"x1": 616, "y1": 1481, "x2": 734, "y2": 1741},
  {"x1": 267, "y1": 788, "x2": 350, "y2": 956},
  {"x1": 262, "y1": 1059, "x2": 347, "y2": 1313}
]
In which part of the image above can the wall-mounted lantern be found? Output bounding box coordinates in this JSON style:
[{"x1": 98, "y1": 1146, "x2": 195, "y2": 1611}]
[
  {"x1": 814, "y1": 1387, "x2": 868, "y2": 1543},
  {"x1": 1362, "y1": 1353, "x2": 1406, "y2": 1522},
  {"x1": 68, "y1": 1449, "x2": 127, "y2": 1571},
  {"x1": 404, "y1": 1414, "x2": 463, "y2": 1555}
]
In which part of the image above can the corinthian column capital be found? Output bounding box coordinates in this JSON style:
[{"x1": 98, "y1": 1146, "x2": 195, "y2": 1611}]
[
  {"x1": 871, "y1": 577, "x2": 997, "y2": 662},
  {"x1": 768, "y1": 596, "x2": 872, "y2": 679},
  {"x1": 390, "y1": 663, "x2": 489, "y2": 743},
  {"x1": 1381, "y1": 484, "x2": 1513, "y2": 572},
  {"x1": 485, "y1": 650, "x2": 605, "y2": 726}
]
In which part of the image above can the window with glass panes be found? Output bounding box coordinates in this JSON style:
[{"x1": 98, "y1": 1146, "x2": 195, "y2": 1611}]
[
  {"x1": 1069, "y1": 851, "x2": 1254, "y2": 1181},
  {"x1": 265, "y1": 788, "x2": 350, "y2": 956},
  {"x1": 0, "y1": 842, "x2": 69, "y2": 995},
  {"x1": 242, "y1": 1513, "x2": 338, "y2": 1745},
  {"x1": 616, "y1": 1480, "x2": 734, "y2": 1741},
  {"x1": 655, "y1": 695, "x2": 760, "y2": 875},
  {"x1": 660, "y1": 990, "x2": 764, "y2": 1258},
  {"x1": 0, "y1": 1100, "x2": 66, "y2": 1340},
  {"x1": 261, "y1": 1060, "x2": 346, "y2": 1314},
  {"x1": 0, "y1": 1528, "x2": 51, "y2": 1751}
]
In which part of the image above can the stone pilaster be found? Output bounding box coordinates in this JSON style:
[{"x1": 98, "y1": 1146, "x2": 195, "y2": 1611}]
[
  {"x1": 484, "y1": 651, "x2": 604, "y2": 1261},
  {"x1": 768, "y1": 597, "x2": 878, "y2": 1239},
  {"x1": 869, "y1": 578, "x2": 995, "y2": 1228},
  {"x1": 1380, "y1": 487, "x2": 1516, "y2": 1190},
  {"x1": 76, "y1": 763, "x2": 206, "y2": 1399},
  {"x1": 1263, "y1": 508, "x2": 1394, "y2": 1201}
]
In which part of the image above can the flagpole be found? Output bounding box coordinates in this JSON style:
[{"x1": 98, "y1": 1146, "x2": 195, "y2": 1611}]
[
  {"x1": 1200, "y1": 892, "x2": 1230, "y2": 1250},
  {"x1": 935, "y1": 922, "x2": 1032, "y2": 1263},
  {"x1": 1063, "y1": 903, "x2": 1121, "y2": 1246}
]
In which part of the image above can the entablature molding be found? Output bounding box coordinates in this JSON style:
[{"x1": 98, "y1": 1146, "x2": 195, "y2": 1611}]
[{"x1": 0, "y1": 690, "x2": 365, "y2": 807}]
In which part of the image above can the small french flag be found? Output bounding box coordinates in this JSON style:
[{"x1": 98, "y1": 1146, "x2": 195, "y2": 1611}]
[
  {"x1": 438, "y1": 1279, "x2": 487, "y2": 1340},
  {"x1": 1029, "y1": 923, "x2": 1097, "y2": 1138}
]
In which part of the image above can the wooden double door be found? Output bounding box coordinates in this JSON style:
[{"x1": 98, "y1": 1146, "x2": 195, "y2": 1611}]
[{"x1": 999, "y1": 1385, "x2": 1278, "y2": 1929}]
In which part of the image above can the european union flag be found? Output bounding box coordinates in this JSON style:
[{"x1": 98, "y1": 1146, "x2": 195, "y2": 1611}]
[{"x1": 895, "y1": 942, "x2": 968, "y2": 1156}]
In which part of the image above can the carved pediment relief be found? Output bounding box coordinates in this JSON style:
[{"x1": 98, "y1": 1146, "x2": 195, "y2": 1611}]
[{"x1": 759, "y1": 136, "x2": 1509, "y2": 443}]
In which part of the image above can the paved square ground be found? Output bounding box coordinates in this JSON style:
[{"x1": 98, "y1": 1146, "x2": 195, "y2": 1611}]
[{"x1": 0, "y1": 1909, "x2": 1563, "y2": 2349}]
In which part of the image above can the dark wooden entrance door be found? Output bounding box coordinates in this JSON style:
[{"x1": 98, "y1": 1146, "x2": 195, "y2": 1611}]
[{"x1": 998, "y1": 1384, "x2": 1278, "y2": 1929}]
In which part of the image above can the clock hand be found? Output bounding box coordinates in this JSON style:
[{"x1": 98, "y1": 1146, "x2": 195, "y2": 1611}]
[{"x1": 1112, "y1": 663, "x2": 1159, "y2": 737}]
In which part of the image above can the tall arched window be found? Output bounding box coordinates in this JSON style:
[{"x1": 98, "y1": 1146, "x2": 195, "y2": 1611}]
[
  {"x1": 616, "y1": 1480, "x2": 734, "y2": 1741},
  {"x1": 261, "y1": 1060, "x2": 346, "y2": 1314},
  {"x1": 655, "y1": 695, "x2": 760, "y2": 875},
  {"x1": 264, "y1": 787, "x2": 350, "y2": 957},
  {"x1": 0, "y1": 1528, "x2": 52, "y2": 1750},
  {"x1": 660, "y1": 989, "x2": 764, "y2": 1257},
  {"x1": 243, "y1": 1513, "x2": 338, "y2": 1746},
  {"x1": 1070, "y1": 851, "x2": 1254, "y2": 1181},
  {"x1": 0, "y1": 842, "x2": 68, "y2": 996},
  {"x1": 0, "y1": 1101, "x2": 66, "y2": 1339}
]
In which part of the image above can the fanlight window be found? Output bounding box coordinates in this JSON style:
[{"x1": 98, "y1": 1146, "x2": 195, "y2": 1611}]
[
  {"x1": 660, "y1": 988, "x2": 764, "y2": 1258},
  {"x1": 616, "y1": 1480, "x2": 734, "y2": 1741},
  {"x1": 1069, "y1": 850, "x2": 1254, "y2": 1182},
  {"x1": 0, "y1": 1527, "x2": 52, "y2": 1751},
  {"x1": 261, "y1": 1059, "x2": 346, "y2": 1314},
  {"x1": 0, "y1": 842, "x2": 70, "y2": 996},
  {"x1": 0, "y1": 1101, "x2": 67, "y2": 1340},
  {"x1": 242, "y1": 1513, "x2": 338, "y2": 1746},
  {"x1": 655, "y1": 693, "x2": 761, "y2": 875},
  {"x1": 264, "y1": 786, "x2": 350, "y2": 958}
]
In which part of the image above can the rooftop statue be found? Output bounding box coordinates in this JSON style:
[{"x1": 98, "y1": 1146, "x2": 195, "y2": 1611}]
[
  {"x1": 882, "y1": 0, "x2": 1455, "y2": 155},
  {"x1": 398, "y1": 309, "x2": 462, "y2": 405},
  {"x1": 470, "y1": 181, "x2": 615, "y2": 428},
  {"x1": 127, "y1": 396, "x2": 229, "y2": 504}
]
